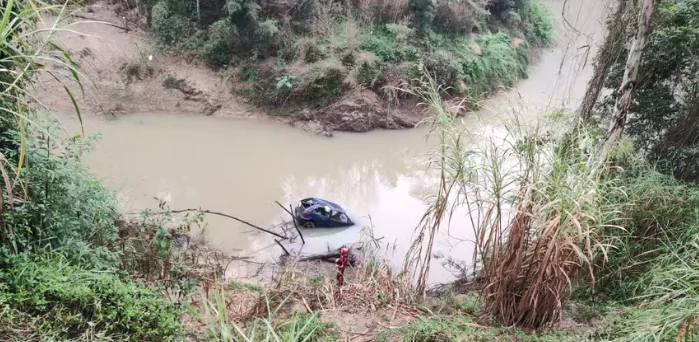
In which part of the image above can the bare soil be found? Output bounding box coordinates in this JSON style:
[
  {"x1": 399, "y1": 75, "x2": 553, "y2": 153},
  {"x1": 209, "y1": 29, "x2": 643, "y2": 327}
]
[{"x1": 36, "y1": 2, "x2": 428, "y2": 135}]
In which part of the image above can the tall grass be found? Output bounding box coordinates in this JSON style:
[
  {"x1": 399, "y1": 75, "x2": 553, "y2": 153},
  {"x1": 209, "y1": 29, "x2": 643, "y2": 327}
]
[
  {"x1": 0, "y1": 0, "x2": 88, "y2": 253},
  {"x1": 403, "y1": 70, "x2": 620, "y2": 327},
  {"x1": 193, "y1": 282, "x2": 334, "y2": 342}
]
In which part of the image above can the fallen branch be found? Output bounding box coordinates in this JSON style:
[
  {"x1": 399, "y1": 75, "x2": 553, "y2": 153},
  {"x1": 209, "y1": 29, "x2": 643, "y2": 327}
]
[
  {"x1": 171, "y1": 208, "x2": 288, "y2": 240},
  {"x1": 273, "y1": 201, "x2": 305, "y2": 245},
  {"x1": 68, "y1": 13, "x2": 132, "y2": 32},
  {"x1": 275, "y1": 239, "x2": 290, "y2": 256},
  {"x1": 290, "y1": 204, "x2": 305, "y2": 244},
  {"x1": 297, "y1": 251, "x2": 341, "y2": 262}
]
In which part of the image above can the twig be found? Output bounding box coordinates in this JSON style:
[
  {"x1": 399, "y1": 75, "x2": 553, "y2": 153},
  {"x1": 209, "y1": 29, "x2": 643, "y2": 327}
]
[
  {"x1": 290, "y1": 204, "x2": 305, "y2": 244},
  {"x1": 275, "y1": 201, "x2": 306, "y2": 244},
  {"x1": 301, "y1": 296, "x2": 312, "y2": 313},
  {"x1": 68, "y1": 13, "x2": 132, "y2": 32},
  {"x1": 171, "y1": 208, "x2": 288, "y2": 239},
  {"x1": 275, "y1": 239, "x2": 290, "y2": 256},
  {"x1": 458, "y1": 322, "x2": 488, "y2": 330}
]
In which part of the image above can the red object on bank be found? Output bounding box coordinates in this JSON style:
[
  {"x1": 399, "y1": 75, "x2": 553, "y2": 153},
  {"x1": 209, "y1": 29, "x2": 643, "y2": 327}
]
[{"x1": 336, "y1": 247, "x2": 350, "y2": 286}]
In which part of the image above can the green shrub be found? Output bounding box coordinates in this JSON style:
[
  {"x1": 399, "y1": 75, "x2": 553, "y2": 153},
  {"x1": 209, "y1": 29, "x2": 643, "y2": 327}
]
[
  {"x1": 0, "y1": 124, "x2": 121, "y2": 265},
  {"x1": 360, "y1": 26, "x2": 419, "y2": 63},
  {"x1": 423, "y1": 49, "x2": 463, "y2": 92},
  {"x1": 592, "y1": 170, "x2": 699, "y2": 300},
  {"x1": 486, "y1": 0, "x2": 529, "y2": 21},
  {"x1": 355, "y1": 53, "x2": 386, "y2": 88},
  {"x1": 301, "y1": 65, "x2": 347, "y2": 106},
  {"x1": 298, "y1": 39, "x2": 326, "y2": 63},
  {"x1": 199, "y1": 18, "x2": 237, "y2": 67},
  {"x1": 151, "y1": 1, "x2": 189, "y2": 45},
  {"x1": 525, "y1": 2, "x2": 552, "y2": 46},
  {"x1": 460, "y1": 33, "x2": 528, "y2": 99},
  {"x1": 385, "y1": 23, "x2": 413, "y2": 44},
  {"x1": 409, "y1": 0, "x2": 437, "y2": 33},
  {"x1": 0, "y1": 256, "x2": 182, "y2": 341},
  {"x1": 433, "y1": 2, "x2": 473, "y2": 35},
  {"x1": 341, "y1": 51, "x2": 356, "y2": 67}
]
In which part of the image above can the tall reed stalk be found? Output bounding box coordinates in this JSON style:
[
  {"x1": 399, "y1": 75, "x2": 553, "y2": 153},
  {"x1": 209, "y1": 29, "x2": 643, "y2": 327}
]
[
  {"x1": 403, "y1": 70, "x2": 620, "y2": 327},
  {"x1": 0, "y1": 0, "x2": 88, "y2": 252}
]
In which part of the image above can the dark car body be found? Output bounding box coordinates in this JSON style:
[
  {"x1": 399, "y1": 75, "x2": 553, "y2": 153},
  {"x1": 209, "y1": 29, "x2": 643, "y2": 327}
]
[{"x1": 294, "y1": 198, "x2": 353, "y2": 228}]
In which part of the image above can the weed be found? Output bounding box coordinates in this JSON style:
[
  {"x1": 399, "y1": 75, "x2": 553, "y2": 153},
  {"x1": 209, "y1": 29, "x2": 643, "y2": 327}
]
[
  {"x1": 230, "y1": 280, "x2": 264, "y2": 292},
  {"x1": 355, "y1": 53, "x2": 386, "y2": 88},
  {"x1": 121, "y1": 61, "x2": 154, "y2": 84},
  {"x1": 193, "y1": 283, "x2": 337, "y2": 341},
  {"x1": 163, "y1": 74, "x2": 187, "y2": 90},
  {"x1": 0, "y1": 256, "x2": 182, "y2": 341}
]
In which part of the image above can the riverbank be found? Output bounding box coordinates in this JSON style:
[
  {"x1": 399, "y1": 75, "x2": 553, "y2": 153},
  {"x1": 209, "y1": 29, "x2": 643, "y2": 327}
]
[{"x1": 36, "y1": 0, "x2": 552, "y2": 136}]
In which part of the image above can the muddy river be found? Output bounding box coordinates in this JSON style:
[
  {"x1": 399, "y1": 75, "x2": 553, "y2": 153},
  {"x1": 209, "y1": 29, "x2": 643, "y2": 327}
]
[{"x1": 60, "y1": 0, "x2": 612, "y2": 284}]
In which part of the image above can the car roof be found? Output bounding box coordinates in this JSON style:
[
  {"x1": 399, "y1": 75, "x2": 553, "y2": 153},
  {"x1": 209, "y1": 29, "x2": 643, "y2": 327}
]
[{"x1": 305, "y1": 197, "x2": 345, "y2": 212}]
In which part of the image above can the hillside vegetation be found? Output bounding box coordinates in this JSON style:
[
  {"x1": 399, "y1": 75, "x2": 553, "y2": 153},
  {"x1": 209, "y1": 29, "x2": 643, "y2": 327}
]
[
  {"x1": 6, "y1": 0, "x2": 699, "y2": 341},
  {"x1": 137, "y1": 0, "x2": 551, "y2": 110}
]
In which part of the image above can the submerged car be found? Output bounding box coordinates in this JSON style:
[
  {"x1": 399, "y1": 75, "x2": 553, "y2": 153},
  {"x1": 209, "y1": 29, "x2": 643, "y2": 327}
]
[{"x1": 294, "y1": 198, "x2": 353, "y2": 228}]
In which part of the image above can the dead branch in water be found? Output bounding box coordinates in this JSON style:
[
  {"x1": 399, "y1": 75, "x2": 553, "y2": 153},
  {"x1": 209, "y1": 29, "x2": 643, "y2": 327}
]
[
  {"x1": 297, "y1": 251, "x2": 341, "y2": 262},
  {"x1": 274, "y1": 201, "x2": 305, "y2": 244},
  {"x1": 171, "y1": 208, "x2": 288, "y2": 240},
  {"x1": 275, "y1": 239, "x2": 290, "y2": 256}
]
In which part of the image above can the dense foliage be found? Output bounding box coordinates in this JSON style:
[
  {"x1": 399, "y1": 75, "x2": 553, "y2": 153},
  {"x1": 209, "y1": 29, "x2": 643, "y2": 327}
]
[
  {"x1": 0, "y1": 2, "x2": 188, "y2": 340},
  {"x1": 138, "y1": 0, "x2": 552, "y2": 107},
  {"x1": 0, "y1": 255, "x2": 182, "y2": 340},
  {"x1": 600, "y1": 0, "x2": 699, "y2": 181}
]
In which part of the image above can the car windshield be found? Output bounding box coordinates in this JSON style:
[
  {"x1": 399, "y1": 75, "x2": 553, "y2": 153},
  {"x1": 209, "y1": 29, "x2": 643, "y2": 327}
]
[{"x1": 330, "y1": 210, "x2": 349, "y2": 223}]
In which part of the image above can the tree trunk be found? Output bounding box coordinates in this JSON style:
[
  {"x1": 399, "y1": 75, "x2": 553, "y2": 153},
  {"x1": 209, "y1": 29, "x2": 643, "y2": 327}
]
[
  {"x1": 600, "y1": 0, "x2": 656, "y2": 163},
  {"x1": 577, "y1": 0, "x2": 631, "y2": 123}
]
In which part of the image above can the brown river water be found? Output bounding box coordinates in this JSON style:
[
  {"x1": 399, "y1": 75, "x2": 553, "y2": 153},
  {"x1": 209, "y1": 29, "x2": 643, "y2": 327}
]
[{"x1": 60, "y1": 0, "x2": 612, "y2": 284}]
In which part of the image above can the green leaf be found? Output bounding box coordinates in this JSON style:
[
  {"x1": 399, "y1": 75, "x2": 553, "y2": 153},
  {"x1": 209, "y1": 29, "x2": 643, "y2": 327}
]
[{"x1": 62, "y1": 85, "x2": 84, "y2": 137}]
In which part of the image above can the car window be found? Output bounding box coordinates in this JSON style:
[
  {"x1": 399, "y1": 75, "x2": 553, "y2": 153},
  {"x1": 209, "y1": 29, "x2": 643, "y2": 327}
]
[
  {"x1": 331, "y1": 211, "x2": 348, "y2": 223},
  {"x1": 316, "y1": 207, "x2": 330, "y2": 217}
]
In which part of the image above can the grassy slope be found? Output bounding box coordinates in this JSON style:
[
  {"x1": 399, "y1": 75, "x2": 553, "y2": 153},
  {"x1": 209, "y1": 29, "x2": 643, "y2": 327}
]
[{"x1": 145, "y1": 0, "x2": 553, "y2": 112}]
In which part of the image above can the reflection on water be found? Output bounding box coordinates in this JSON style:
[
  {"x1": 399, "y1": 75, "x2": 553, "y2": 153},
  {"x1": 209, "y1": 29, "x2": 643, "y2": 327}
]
[{"x1": 60, "y1": 0, "x2": 612, "y2": 285}]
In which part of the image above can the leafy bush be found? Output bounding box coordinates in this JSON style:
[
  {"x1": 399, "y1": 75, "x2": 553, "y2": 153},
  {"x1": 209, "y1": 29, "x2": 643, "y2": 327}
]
[
  {"x1": 298, "y1": 38, "x2": 327, "y2": 63},
  {"x1": 0, "y1": 256, "x2": 182, "y2": 341},
  {"x1": 0, "y1": 124, "x2": 121, "y2": 265},
  {"x1": 460, "y1": 33, "x2": 528, "y2": 99},
  {"x1": 433, "y1": 2, "x2": 473, "y2": 35},
  {"x1": 592, "y1": 169, "x2": 699, "y2": 300},
  {"x1": 599, "y1": 0, "x2": 699, "y2": 181},
  {"x1": 524, "y1": 2, "x2": 552, "y2": 46},
  {"x1": 300, "y1": 64, "x2": 347, "y2": 106},
  {"x1": 409, "y1": 0, "x2": 437, "y2": 33},
  {"x1": 486, "y1": 0, "x2": 529, "y2": 21},
  {"x1": 360, "y1": 27, "x2": 419, "y2": 63},
  {"x1": 199, "y1": 19, "x2": 237, "y2": 67},
  {"x1": 355, "y1": 53, "x2": 386, "y2": 88},
  {"x1": 423, "y1": 49, "x2": 463, "y2": 92},
  {"x1": 151, "y1": 1, "x2": 189, "y2": 45}
]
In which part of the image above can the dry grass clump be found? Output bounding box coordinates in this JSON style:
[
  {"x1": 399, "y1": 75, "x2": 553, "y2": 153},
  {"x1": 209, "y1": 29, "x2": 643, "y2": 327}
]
[{"x1": 434, "y1": 3, "x2": 475, "y2": 34}]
